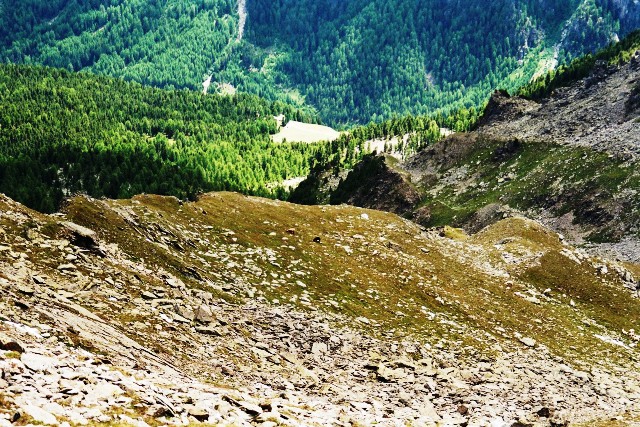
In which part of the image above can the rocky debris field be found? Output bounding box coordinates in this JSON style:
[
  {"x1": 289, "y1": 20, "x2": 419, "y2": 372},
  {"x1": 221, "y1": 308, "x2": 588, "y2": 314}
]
[
  {"x1": 478, "y1": 52, "x2": 640, "y2": 158},
  {"x1": 1, "y1": 192, "x2": 640, "y2": 426}
]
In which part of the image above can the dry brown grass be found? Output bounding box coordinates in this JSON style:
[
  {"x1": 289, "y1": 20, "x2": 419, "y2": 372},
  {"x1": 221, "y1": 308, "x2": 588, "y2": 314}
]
[{"x1": 55, "y1": 192, "x2": 640, "y2": 366}]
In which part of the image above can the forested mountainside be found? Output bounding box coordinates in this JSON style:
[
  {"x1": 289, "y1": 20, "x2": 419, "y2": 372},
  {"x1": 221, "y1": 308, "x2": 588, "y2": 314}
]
[
  {"x1": 0, "y1": 64, "x2": 330, "y2": 213},
  {"x1": 2, "y1": 0, "x2": 639, "y2": 126},
  {"x1": 0, "y1": 62, "x2": 480, "y2": 215}
]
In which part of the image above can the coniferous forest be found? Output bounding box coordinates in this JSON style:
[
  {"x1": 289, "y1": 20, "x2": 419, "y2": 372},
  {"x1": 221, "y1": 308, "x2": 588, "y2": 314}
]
[
  {"x1": 1, "y1": 0, "x2": 638, "y2": 126},
  {"x1": 0, "y1": 62, "x2": 483, "y2": 213},
  {"x1": 0, "y1": 64, "x2": 323, "y2": 212},
  {"x1": 1, "y1": 0, "x2": 639, "y2": 213}
]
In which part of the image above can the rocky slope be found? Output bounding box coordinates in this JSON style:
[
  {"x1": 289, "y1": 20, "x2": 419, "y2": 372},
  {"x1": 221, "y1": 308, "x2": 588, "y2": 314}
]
[
  {"x1": 2, "y1": 192, "x2": 640, "y2": 426},
  {"x1": 312, "y1": 47, "x2": 640, "y2": 260},
  {"x1": 328, "y1": 155, "x2": 421, "y2": 216},
  {"x1": 478, "y1": 54, "x2": 640, "y2": 156}
]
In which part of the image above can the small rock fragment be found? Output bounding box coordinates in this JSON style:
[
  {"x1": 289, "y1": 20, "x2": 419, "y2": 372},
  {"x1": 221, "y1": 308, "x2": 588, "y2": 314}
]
[
  {"x1": 520, "y1": 337, "x2": 536, "y2": 348},
  {"x1": 21, "y1": 352, "x2": 57, "y2": 372},
  {"x1": 16, "y1": 285, "x2": 35, "y2": 296},
  {"x1": 23, "y1": 405, "x2": 58, "y2": 426},
  {"x1": 194, "y1": 305, "x2": 214, "y2": 323}
]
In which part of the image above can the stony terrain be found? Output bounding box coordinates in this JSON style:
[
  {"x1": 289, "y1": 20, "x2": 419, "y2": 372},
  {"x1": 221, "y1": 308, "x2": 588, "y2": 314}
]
[
  {"x1": 2, "y1": 192, "x2": 640, "y2": 426},
  {"x1": 304, "y1": 48, "x2": 640, "y2": 258},
  {"x1": 478, "y1": 52, "x2": 640, "y2": 157}
]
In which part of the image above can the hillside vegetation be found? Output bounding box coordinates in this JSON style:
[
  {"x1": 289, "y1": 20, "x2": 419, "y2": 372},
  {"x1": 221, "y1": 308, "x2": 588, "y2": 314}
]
[
  {"x1": 0, "y1": 64, "x2": 330, "y2": 213},
  {"x1": 1, "y1": 192, "x2": 640, "y2": 424},
  {"x1": 296, "y1": 30, "x2": 640, "y2": 250},
  {"x1": 0, "y1": 62, "x2": 485, "y2": 214},
  {"x1": 2, "y1": 0, "x2": 639, "y2": 125}
]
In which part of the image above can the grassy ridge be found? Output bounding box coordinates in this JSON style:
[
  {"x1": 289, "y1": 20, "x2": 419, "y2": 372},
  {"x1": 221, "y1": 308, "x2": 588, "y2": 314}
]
[{"x1": 57, "y1": 191, "x2": 640, "y2": 365}]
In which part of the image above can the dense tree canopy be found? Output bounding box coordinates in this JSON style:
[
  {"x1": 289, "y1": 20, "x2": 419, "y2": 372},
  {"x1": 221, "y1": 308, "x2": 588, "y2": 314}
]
[
  {"x1": 0, "y1": 62, "x2": 481, "y2": 213},
  {"x1": 1, "y1": 0, "x2": 637, "y2": 126},
  {"x1": 0, "y1": 64, "x2": 327, "y2": 212}
]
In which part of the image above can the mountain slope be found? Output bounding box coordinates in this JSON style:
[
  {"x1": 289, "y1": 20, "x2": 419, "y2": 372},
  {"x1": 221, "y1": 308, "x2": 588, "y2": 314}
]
[
  {"x1": 2, "y1": 0, "x2": 640, "y2": 125},
  {"x1": 298, "y1": 31, "x2": 640, "y2": 257},
  {"x1": 0, "y1": 64, "x2": 351, "y2": 213},
  {"x1": 1, "y1": 191, "x2": 640, "y2": 425}
]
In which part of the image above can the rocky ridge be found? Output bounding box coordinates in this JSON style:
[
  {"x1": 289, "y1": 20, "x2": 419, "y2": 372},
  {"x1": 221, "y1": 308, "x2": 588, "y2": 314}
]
[
  {"x1": 1, "y1": 192, "x2": 640, "y2": 425},
  {"x1": 307, "y1": 48, "x2": 640, "y2": 256},
  {"x1": 478, "y1": 51, "x2": 640, "y2": 157}
]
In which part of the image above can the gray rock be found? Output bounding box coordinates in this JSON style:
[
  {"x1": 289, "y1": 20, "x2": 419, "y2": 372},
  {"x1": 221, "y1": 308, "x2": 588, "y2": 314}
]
[
  {"x1": 165, "y1": 277, "x2": 186, "y2": 289},
  {"x1": 31, "y1": 275, "x2": 46, "y2": 285},
  {"x1": 417, "y1": 400, "x2": 441, "y2": 422},
  {"x1": 23, "y1": 405, "x2": 58, "y2": 426},
  {"x1": 195, "y1": 326, "x2": 222, "y2": 336},
  {"x1": 280, "y1": 352, "x2": 300, "y2": 365},
  {"x1": 16, "y1": 285, "x2": 35, "y2": 296},
  {"x1": 550, "y1": 411, "x2": 569, "y2": 426},
  {"x1": 21, "y1": 353, "x2": 57, "y2": 372},
  {"x1": 146, "y1": 405, "x2": 169, "y2": 418},
  {"x1": 519, "y1": 337, "x2": 536, "y2": 348},
  {"x1": 83, "y1": 382, "x2": 124, "y2": 403},
  {"x1": 185, "y1": 405, "x2": 209, "y2": 421},
  {"x1": 172, "y1": 313, "x2": 191, "y2": 323},
  {"x1": 60, "y1": 221, "x2": 105, "y2": 256},
  {"x1": 141, "y1": 291, "x2": 157, "y2": 300},
  {"x1": 311, "y1": 342, "x2": 328, "y2": 355},
  {"x1": 194, "y1": 305, "x2": 214, "y2": 323},
  {"x1": 175, "y1": 305, "x2": 195, "y2": 321},
  {"x1": 377, "y1": 365, "x2": 407, "y2": 382},
  {"x1": 224, "y1": 395, "x2": 262, "y2": 416},
  {"x1": 59, "y1": 379, "x2": 84, "y2": 395}
]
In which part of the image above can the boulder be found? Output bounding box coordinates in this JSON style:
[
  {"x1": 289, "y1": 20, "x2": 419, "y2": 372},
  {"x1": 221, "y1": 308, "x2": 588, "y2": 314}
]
[
  {"x1": 60, "y1": 221, "x2": 106, "y2": 257},
  {"x1": 16, "y1": 285, "x2": 35, "y2": 296},
  {"x1": 311, "y1": 342, "x2": 328, "y2": 355},
  {"x1": 377, "y1": 365, "x2": 407, "y2": 382},
  {"x1": 0, "y1": 333, "x2": 24, "y2": 353},
  {"x1": 21, "y1": 352, "x2": 58, "y2": 372},
  {"x1": 194, "y1": 305, "x2": 214, "y2": 323},
  {"x1": 141, "y1": 291, "x2": 157, "y2": 300},
  {"x1": 23, "y1": 405, "x2": 58, "y2": 426},
  {"x1": 146, "y1": 405, "x2": 169, "y2": 418},
  {"x1": 519, "y1": 337, "x2": 536, "y2": 348}
]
